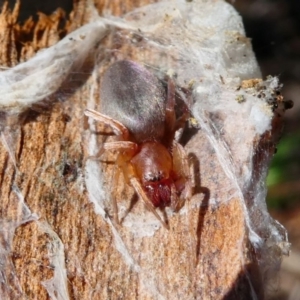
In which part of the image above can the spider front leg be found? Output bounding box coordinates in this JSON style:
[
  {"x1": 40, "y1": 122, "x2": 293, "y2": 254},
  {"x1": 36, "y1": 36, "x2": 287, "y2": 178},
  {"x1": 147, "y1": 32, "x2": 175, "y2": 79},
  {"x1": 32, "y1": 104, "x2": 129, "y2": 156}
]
[
  {"x1": 171, "y1": 140, "x2": 193, "y2": 211},
  {"x1": 164, "y1": 78, "x2": 190, "y2": 144},
  {"x1": 85, "y1": 108, "x2": 129, "y2": 141},
  {"x1": 85, "y1": 108, "x2": 138, "y2": 157}
]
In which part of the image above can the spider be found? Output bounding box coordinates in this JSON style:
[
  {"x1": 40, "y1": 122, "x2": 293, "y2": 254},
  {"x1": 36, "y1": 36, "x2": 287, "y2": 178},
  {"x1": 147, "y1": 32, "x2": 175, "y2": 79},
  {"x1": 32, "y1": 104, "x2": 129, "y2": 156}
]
[{"x1": 85, "y1": 60, "x2": 193, "y2": 229}]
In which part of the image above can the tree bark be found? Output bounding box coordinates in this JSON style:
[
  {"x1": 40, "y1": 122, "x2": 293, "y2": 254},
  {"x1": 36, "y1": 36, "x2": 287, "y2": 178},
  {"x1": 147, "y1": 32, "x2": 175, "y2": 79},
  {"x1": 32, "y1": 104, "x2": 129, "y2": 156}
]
[{"x1": 0, "y1": 1, "x2": 288, "y2": 299}]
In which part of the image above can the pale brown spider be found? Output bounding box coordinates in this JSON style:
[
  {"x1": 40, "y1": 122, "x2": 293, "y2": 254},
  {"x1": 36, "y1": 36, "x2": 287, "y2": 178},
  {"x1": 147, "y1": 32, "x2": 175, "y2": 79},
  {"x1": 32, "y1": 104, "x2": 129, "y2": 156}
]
[{"x1": 85, "y1": 60, "x2": 193, "y2": 229}]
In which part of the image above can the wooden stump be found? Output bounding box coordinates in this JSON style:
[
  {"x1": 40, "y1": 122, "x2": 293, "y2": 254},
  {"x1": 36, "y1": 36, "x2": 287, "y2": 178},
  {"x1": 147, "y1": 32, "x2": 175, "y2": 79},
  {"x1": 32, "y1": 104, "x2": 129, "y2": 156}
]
[{"x1": 0, "y1": 1, "x2": 289, "y2": 299}]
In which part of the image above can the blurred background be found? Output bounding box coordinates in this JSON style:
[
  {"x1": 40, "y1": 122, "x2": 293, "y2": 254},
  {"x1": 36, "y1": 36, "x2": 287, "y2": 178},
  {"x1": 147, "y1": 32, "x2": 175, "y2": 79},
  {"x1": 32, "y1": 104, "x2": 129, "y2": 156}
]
[
  {"x1": 232, "y1": 1, "x2": 300, "y2": 299},
  {"x1": 1, "y1": 0, "x2": 299, "y2": 299}
]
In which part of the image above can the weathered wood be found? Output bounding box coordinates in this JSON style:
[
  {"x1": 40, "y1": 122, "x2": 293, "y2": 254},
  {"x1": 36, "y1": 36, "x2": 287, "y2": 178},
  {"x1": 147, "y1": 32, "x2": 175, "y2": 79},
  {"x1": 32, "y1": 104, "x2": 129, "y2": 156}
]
[{"x1": 0, "y1": 1, "x2": 287, "y2": 299}]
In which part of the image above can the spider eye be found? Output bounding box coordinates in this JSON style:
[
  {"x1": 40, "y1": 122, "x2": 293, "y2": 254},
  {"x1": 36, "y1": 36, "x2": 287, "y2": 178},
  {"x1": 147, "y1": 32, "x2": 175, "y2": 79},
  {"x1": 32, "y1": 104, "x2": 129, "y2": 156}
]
[{"x1": 144, "y1": 170, "x2": 165, "y2": 182}]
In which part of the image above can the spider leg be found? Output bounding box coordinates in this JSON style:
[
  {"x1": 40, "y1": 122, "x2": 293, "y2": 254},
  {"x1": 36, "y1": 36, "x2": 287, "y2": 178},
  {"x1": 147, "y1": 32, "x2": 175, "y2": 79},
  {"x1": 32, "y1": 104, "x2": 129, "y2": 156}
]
[
  {"x1": 172, "y1": 141, "x2": 197, "y2": 262},
  {"x1": 174, "y1": 89, "x2": 191, "y2": 131},
  {"x1": 170, "y1": 183, "x2": 180, "y2": 211},
  {"x1": 85, "y1": 109, "x2": 137, "y2": 158},
  {"x1": 86, "y1": 109, "x2": 141, "y2": 226},
  {"x1": 172, "y1": 141, "x2": 193, "y2": 206},
  {"x1": 85, "y1": 108, "x2": 129, "y2": 140},
  {"x1": 166, "y1": 78, "x2": 176, "y2": 122},
  {"x1": 100, "y1": 141, "x2": 138, "y2": 156},
  {"x1": 165, "y1": 78, "x2": 176, "y2": 138},
  {"x1": 130, "y1": 177, "x2": 169, "y2": 230},
  {"x1": 165, "y1": 78, "x2": 190, "y2": 145},
  {"x1": 88, "y1": 140, "x2": 138, "y2": 160},
  {"x1": 105, "y1": 143, "x2": 139, "y2": 226},
  {"x1": 111, "y1": 164, "x2": 121, "y2": 225},
  {"x1": 174, "y1": 110, "x2": 190, "y2": 132}
]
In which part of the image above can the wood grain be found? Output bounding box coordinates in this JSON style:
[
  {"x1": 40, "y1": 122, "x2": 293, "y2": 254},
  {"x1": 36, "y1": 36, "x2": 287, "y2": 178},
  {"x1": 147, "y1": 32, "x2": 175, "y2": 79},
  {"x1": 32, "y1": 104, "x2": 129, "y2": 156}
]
[{"x1": 0, "y1": 1, "x2": 271, "y2": 299}]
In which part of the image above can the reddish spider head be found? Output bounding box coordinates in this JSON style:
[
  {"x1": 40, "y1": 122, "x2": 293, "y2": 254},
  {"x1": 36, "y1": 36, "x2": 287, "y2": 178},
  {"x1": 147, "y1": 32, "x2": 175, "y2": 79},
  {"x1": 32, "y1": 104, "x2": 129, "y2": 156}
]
[
  {"x1": 130, "y1": 141, "x2": 179, "y2": 208},
  {"x1": 143, "y1": 177, "x2": 174, "y2": 207}
]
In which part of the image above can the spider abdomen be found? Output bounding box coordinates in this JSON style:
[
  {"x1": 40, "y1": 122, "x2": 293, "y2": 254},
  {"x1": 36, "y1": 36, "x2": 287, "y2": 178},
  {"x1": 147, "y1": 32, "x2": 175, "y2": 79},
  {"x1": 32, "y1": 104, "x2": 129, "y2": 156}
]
[{"x1": 100, "y1": 60, "x2": 166, "y2": 143}]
